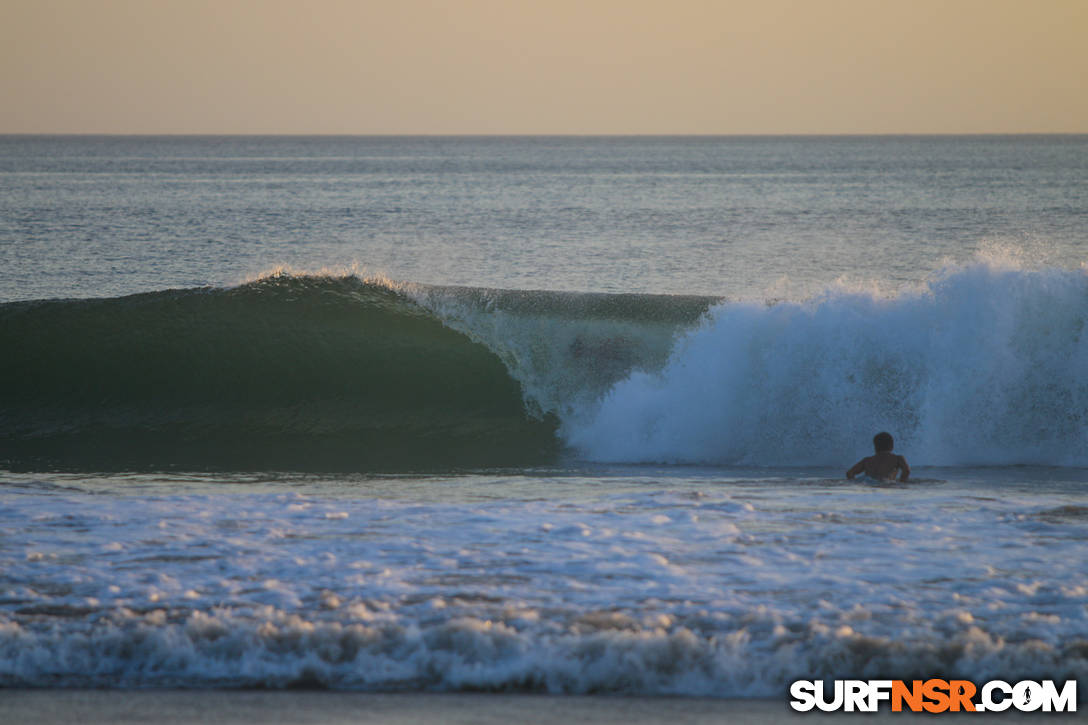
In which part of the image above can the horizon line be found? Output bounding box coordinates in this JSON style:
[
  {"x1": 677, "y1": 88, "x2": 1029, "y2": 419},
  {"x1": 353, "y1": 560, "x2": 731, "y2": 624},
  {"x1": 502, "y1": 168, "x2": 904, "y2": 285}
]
[{"x1": 3, "y1": 131, "x2": 1087, "y2": 138}]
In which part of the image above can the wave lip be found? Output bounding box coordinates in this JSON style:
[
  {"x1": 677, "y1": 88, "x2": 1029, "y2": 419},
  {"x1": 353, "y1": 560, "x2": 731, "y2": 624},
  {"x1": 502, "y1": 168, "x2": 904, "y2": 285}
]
[{"x1": 0, "y1": 275, "x2": 558, "y2": 471}]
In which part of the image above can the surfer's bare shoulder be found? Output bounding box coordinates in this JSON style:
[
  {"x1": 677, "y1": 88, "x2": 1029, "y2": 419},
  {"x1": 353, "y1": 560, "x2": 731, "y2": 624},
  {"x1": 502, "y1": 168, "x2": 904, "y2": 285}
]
[{"x1": 846, "y1": 453, "x2": 910, "y2": 482}]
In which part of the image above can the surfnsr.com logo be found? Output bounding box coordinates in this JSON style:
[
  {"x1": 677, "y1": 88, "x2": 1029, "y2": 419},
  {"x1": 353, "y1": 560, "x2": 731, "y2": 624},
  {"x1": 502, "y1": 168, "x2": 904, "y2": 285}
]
[{"x1": 789, "y1": 679, "x2": 1077, "y2": 713}]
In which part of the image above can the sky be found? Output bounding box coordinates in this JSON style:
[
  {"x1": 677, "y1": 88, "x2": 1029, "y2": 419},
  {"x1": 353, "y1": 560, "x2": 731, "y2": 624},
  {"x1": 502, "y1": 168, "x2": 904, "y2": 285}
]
[{"x1": 1, "y1": 0, "x2": 1086, "y2": 134}]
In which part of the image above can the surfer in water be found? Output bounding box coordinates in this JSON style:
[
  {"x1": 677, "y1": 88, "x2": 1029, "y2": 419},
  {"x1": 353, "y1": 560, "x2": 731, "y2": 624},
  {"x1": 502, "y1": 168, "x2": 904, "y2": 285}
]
[{"x1": 846, "y1": 432, "x2": 910, "y2": 482}]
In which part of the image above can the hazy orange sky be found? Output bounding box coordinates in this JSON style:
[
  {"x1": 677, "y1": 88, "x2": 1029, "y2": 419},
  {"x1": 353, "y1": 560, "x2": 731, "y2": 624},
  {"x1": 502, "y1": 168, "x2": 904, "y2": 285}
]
[{"x1": 2, "y1": 0, "x2": 1086, "y2": 134}]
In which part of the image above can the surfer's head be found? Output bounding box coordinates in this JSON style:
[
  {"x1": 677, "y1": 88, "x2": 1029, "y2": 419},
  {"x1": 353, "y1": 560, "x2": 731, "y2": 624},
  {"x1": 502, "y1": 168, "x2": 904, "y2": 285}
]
[{"x1": 873, "y1": 432, "x2": 894, "y2": 452}]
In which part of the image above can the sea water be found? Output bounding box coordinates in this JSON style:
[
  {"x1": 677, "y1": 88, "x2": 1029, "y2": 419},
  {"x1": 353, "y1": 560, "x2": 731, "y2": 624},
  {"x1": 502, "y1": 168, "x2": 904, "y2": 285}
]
[{"x1": 0, "y1": 136, "x2": 1086, "y2": 695}]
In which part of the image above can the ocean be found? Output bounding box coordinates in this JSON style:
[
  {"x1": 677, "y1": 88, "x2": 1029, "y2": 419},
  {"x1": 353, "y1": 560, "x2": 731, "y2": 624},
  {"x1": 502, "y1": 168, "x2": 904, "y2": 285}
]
[{"x1": 0, "y1": 135, "x2": 1086, "y2": 701}]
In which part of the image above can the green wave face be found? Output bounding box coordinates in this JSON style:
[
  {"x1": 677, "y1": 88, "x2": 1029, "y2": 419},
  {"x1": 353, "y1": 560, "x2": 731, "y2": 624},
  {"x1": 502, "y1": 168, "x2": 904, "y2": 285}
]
[{"x1": 0, "y1": 276, "x2": 563, "y2": 471}]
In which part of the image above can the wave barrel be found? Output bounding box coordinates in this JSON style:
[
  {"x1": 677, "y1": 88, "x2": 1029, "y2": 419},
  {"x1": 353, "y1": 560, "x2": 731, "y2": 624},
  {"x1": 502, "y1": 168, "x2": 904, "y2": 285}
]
[{"x1": 0, "y1": 276, "x2": 559, "y2": 471}]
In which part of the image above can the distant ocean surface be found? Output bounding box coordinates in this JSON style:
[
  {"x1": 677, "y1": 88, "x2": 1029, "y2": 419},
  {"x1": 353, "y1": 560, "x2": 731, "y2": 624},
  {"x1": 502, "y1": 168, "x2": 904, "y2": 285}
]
[{"x1": 1, "y1": 136, "x2": 1086, "y2": 696}]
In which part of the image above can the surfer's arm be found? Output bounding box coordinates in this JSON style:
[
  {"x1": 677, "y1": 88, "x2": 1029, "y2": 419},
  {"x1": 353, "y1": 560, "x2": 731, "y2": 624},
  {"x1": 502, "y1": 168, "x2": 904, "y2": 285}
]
[
  {"x1": 846, "y1": 459, "x2": 866, "y2": 479},
  {"x1": 897, "y1": 456, "x2": 911, "y2": 482}
]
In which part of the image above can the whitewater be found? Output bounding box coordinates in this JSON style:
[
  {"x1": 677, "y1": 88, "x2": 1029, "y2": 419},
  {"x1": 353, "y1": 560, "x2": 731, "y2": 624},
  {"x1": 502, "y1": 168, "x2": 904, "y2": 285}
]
[
  {"x1": 565, "y1": 256, "x2": 1088, "y2": 467},
  {"x1": 1, "y1": 135, "x2": 1086, "y2": 699}
]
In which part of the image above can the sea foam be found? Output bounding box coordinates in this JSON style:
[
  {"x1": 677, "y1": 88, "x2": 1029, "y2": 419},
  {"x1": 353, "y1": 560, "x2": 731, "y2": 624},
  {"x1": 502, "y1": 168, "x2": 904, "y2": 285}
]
[{"x1": 2, "y1": 483, "x2": 1086, "y2": 692}]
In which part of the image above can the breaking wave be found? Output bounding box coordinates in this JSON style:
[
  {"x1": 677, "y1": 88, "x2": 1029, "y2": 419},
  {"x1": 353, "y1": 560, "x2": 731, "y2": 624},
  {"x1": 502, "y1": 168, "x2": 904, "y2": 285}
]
[
  {"x1": 2, "y1": 608, "x2": 1084, "y2": 693},
  {"x1": 2, "y1": 255, "x2": 1086, "y2": 471}
]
